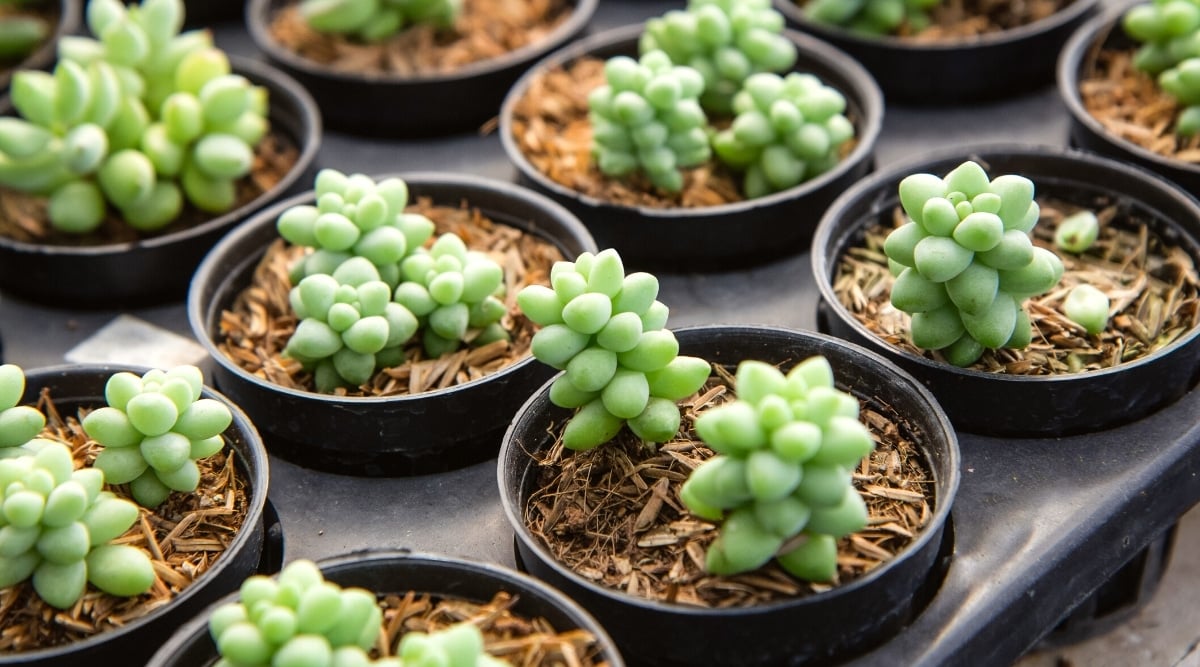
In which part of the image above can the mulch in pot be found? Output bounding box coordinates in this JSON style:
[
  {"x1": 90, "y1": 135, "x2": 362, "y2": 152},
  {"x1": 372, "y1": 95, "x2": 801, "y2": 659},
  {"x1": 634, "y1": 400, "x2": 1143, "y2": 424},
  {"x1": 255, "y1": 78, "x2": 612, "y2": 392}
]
[
  {"x1": 833, "y1": 197, "x2": 1200, "y2": 375},
  {"x1": 267, "y1": 0, "x2": 572, "y2": 76},
  {"x1": 794, "y1": 0, "x2": 1075, "y2": 40},
  {"x1": 0, "y1": 389, "x2": 251, "y2": 653},
  {"x1": 525, "y1": 363, "x2": 933, "y2": 607},
  {"x1": 218, "y1": 199, "x2": 565, "y2": 397}
]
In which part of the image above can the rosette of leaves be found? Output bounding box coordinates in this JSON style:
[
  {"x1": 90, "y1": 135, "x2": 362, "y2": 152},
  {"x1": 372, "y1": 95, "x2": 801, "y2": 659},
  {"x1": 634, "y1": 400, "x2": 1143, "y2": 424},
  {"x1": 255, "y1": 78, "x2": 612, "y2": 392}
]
[
  {"x1": 208, "y1": 560, "x2": 393, "y2": 667},
  {"x1": 883, "y1": 160, "x2": 1064, "y2": 366},
  {"x1": 679, "y1": 358, "x2": 874, "y2": 581},
  {"x1": 0, "y1": 364, "x2": 46, "y2": 449},
  {"x1": 588, "y1": 50, "x2": 711, "y2": 193},
  {"x1": 0, "y1": 0, "x2": 269, "y2": 233},
  {"x1": 639, "y1": 0, "x2": 797, "y2": 114},
  {"x1": 1156, "y1": 57, "x2": 1200, "y2": 134},
  {"x1": 396, "y1": 623, "x2": 509, "y2": 667},
  {"x1": 299, "y1": 0, "x2": 462, "y2": 42},
  {"x1": 0, "y1": 1, "x2": 49, "y2": 62},
  {"x1": 0, "y1": 439, "x2": 155, "y2": 609},
  {"x1": 517, "y1": 248, "x2": 709, "y2": 451},
  {"x1": 393, "y1": 233, "x2": 510, "y2": 358},
  {"x1": 277, "y1": 169, "x2": 436, "y2": 288},
  {"x1": 711, "y1": 71, "x2": 854, "y2": 198},
  {"x1": 83, "y1": 365, "x2": 234, "y2": 507},
  {"x1": 804, "y1": 0, "x2": 943, "y2": 36},
  {"x1": 284, "y1": 257, "x2": 420, "y2": 392},
  {"x1": 1123, "y1": 0, "x2": 1200, "y2": 74}
]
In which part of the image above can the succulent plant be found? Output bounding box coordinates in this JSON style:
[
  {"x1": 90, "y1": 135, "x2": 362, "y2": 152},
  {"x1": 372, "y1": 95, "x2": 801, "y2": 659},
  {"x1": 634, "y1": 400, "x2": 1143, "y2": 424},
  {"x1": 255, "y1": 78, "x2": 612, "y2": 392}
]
[
  {"x1": 396, "y1": 623, "x2": 508, "y2": 667},
  {"x1": 680, "y1": 357, "x2": 874, "y2": 582},
  {"x1": 711, "y1": 71, "x2": 854, "y2": 198},
  {"x1": 639, "y1": 0, "x2": 797, "y2": 115},
  {"x1": 804, "y1": 0, "x2": 943, "y2": 36},
  {"x1": 83, "y1": 365, "x2": 233, "y2": 508},
  {"x1": 1123, "y1": 0, "x2": 1200, "y2": 74},
  {"x1": 0, "y1": 2, "x2": 49, "y2": 62},
  {"x1": 882, "y1": 160, "x2": 1064, "y2": 366},
  {"x1": 0, "y1": 364, "x2": 46, "y2": 448},
  {"x1": 518, "y1": 248, "x2": 709, "y2": 451},
  {"x1": 1157, "y1": 57, "x2": 1200, "y2": 135},
  {"x1": 0, "y1": 439, "x2": 154, "y2": 609},
  {"x1": 588, "y1": 50, "x2": 711, "y2": 193},
  {"x1": 1054, "y1": 209, "x2": 1100, "y2": 254},
  {"x1": 1063, "y1": 284, "x2": 1110, "y2": 335},
  {"x1": 0, "y1": 0, "x2": 268, "y2": 233},
  {"x1": 300, "y1": 0, "x2": 461, "y2": 42}
]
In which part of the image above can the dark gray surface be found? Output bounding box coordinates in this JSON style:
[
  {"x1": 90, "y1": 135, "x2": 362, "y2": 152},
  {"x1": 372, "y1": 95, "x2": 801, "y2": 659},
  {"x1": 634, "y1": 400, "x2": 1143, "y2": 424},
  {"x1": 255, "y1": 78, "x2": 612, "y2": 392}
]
[{"x1": 4, "y1": 1, "x2": 1198, "y2": 666}]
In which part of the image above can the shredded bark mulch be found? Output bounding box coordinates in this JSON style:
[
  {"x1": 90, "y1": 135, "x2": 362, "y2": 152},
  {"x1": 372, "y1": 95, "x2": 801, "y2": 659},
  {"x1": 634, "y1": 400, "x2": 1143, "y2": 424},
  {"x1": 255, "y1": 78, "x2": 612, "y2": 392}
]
[
  {"x1": 1079, "y1": 47, "x2": 1200, "y2": 163},
  {"x1": 0, "y1": 131, "x2": 298, "y2": 246},
  {"x1": 834, "y1": 197, "x2": 1200, "y2": 375},
  {"x1": 0, "y1": 389, "x2": 251, "y2": 653},
  {"x1": 797, "y1": 0, "x2": 1074, "y2": 40},
  {"x1": 524, "y1": 363, "x2": 934, "y2": 607},
  {"x1": 218, "y1": 199, "x2": 564, "y2": 397},
  {"x1": 377, "y1": 591, "x2": 609, "y2": 666},
  {"x1": 267, "y1": 0, "x2": 572, "y2": 76}
]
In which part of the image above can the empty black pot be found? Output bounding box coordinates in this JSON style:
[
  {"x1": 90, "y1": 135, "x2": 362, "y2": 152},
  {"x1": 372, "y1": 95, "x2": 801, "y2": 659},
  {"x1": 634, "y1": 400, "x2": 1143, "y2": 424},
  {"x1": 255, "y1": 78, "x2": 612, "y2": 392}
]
[
  {"x1": 188, "y1": 172, "x2": 597, "y2": 476},
  {"x1": 1058, "y1": 0, "x2": 1200, "y2": 195},
  {"x1": 812, "y1": 144, "x2": 1200, "y2": 437},
  {"x1": 0, "y1": 55, "x2": 321, "y2": 309},
  {"x1": 246, "y1": 0, "x2": 598, "y2": 137},
  {"x1": 498, "y1": 23, "x2": 882, "y2": 273},
  {"x1": 0, "y1": 363, "x2": 270, "y2": 667},
  {"x1": 498, "y1": 325, "x2": 960, "y2": 667},
  {"x1": 774, "y1": 0, "x2": 1099, "y2": 104},
  {"x1": 145, "y1": 550, "x2": 625, "y2": 667}
]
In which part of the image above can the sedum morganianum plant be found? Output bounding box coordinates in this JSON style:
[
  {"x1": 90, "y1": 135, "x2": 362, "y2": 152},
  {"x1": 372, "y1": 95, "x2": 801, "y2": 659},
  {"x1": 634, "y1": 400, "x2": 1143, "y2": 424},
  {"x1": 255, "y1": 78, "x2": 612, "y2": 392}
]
[
  {"x1": 711, "y1": 71, "x2": 855, "y2": 197},
  {"x1": 640, "y1": 0, "x2": 797, "y2": 115},
  {"x1": 804, "y1": 0, "x2": 943, "y2": 36},
  {"x1": 1156, "y1": 57, "x2": 1200, "y2": 135},
  {"x1": 1123, "y1": 1, "x2": 1200, "y2": 135},
  {"x1": 680, "y1": 357, "x2": 873, "y2": 582},
  {"x1": 883, "y1": 160, "x2": 1063, "y2": 366},
  {"x1": 83, "y1": 365, "x2": 233, "y2": 507},
  {"x1": 0, "y1": 0, "x2": 268, "y2": 233},
  {"x1": 0, "y1": 363, "x2": 46, "y2": 448},
  {"x1": 518, "y1": 248, "x2": 710, "y2": 450},
  {"x1": 300, "y1": 0, "x2": 461, "y2": 42},
  {"x1": 589, "y1": 50, "x2": 711, "y2": 193}
]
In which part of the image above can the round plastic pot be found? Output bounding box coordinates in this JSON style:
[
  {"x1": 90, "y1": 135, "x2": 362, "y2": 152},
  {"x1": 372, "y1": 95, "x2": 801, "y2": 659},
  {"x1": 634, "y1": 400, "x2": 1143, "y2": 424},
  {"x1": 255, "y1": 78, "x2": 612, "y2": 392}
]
[
  {"x1": 812, "y1": 143, "x2": 1200, "y2": 438},
  {"x1": 498, "y1": 324, "x2": 960, "y2": 667},
  {"x1": 0, "y1": 363, "x2": 270, "y2": 667},
  {"x1": 0, "y1": 54, "x2": 322, "y2": 309},
  {"x1": 145, "y1": 550, "x2": 625, "y2": 667},
  {"x1": 246, "y1": 0, "x2": 598, "y2": 137},
  {"x1": 498, "y1": 24, "x2": 882, "y2": 273},
  {"x1": 774, "y1": 0, "x2": 1099, "y2": 104},
  {"x1": 0, "y1": 0, "x2": 80, "y2": 92},
  {"x1": 188, "y1": 172, "x2": 597, "y2": 477},
  {"x1": 1058, "y1": 0, "x2": 1200, "y2": 195},
  {"x1": 181, "y1": 0, "x2": 245, "y2": 27}
]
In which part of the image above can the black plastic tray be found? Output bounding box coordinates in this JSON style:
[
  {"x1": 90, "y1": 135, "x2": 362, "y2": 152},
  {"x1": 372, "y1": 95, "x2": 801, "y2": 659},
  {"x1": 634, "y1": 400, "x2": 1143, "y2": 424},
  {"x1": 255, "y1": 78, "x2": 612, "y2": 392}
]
[{"x1": 2, "y1": 1, "x2": 1197, "y2": 665}]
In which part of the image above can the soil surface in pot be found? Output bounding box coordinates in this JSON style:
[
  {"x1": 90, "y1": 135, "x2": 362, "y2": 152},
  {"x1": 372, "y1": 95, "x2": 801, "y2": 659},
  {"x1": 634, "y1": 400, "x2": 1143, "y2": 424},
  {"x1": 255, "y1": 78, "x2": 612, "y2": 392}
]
[
  {"x1": 218, "y1": 199, "x2": 564, "y2": 397},
  {"x1": 525, "y1": 363, "x2": 934, "y2": 607},
  {"x1": 510, "y1": 58, "x2": 857, "y2": 210},
  {"x1": 267, "y1": 0, "x2": 572, "y2": 76},
  {"x1": 834, "y1": 196, "x2": 1200, "y2": 375},
  {"x1": 1079, "y1": 48, "x2": 1200, "y2": 163},
  {"x1": 0, "y1": 1, "x2": 58, "y2": 70},
  {"x1": 0, "y1": 131, "x2": 298, "y2": 246},
  {"x1": 793, "y1": 0, "x2": 1074, "y2": 40},
  {"x1": 375, "y1": 590, "x2": 609, "y2": 666},
  {"x1": 0, "y1": 389, "x2": 251, "y2": 653}
]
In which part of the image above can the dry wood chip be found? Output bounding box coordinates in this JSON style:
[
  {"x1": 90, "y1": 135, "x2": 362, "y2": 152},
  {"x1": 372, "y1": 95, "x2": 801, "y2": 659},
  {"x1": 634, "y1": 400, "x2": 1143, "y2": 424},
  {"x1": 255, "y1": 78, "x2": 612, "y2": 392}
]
[{"x1": 864, "y1": 485, "x2": 927, "y2": 503}]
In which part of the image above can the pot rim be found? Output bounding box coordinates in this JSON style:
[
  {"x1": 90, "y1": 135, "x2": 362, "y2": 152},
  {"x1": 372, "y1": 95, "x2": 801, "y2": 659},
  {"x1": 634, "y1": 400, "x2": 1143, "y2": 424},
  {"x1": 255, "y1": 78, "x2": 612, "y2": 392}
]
[
  {"x1": 810, "y1": 141, "x2": 1200, "y2": 386},
  {"x1": 0, "y1": 362, "x2": 269, "y2": 663},
  {"x1": 497, "y1": 323, "x2": 960, "y2": 618},
  {"x1": 0, "y1": 53, "x2": 322, "y2": 257},
  {"x1": 777, "y1": 0, "x2": 1100, "y2": 51},
  {"x1": 497, "y1": 22, "x2": 884, "y2": 220},
  {"x1": 187, "y1": 170, "x2": 596, "y2": 406},
  {"x1": 245, "y1": 0, "x2": 600, "y2": 85}
]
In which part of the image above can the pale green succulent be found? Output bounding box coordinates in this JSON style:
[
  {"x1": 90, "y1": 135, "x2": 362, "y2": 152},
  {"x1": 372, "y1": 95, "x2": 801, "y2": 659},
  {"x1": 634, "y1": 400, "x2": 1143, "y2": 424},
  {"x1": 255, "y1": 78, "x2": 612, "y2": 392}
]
[
  {"x1": 300, "y1": 0, "x2": 461, "y2": 42},
  {"x1": 804, "y1": 0, "x2": 943, "y2": 36}
]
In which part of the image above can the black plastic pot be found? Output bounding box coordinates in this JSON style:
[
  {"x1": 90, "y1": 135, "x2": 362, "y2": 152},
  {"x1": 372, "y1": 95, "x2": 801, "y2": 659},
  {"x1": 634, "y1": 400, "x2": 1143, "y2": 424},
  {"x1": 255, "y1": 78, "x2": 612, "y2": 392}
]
[
  {"x1": 498, "y1": 24, "x2": 882, "y2": 273},
  {"x1": 774, "y1": 0, "x2": 1099, "y2": 104},
  {"x1": 0, "y1": 0, "x2": 80, "y2": 92},
  {"x1": 498, "y1": 325, "x2": 960, "y2": 667},
  {"x1": 246, "y1": 0, "x2": 598, "y2": 137},
  {"x1": 0, "y1": 363, "x2": 270, "y2": 667},
  {"x1": 189, "y1": 172, "x2": 597, "y2": 477},
  {"x1": 0, "y1": 55, "x2": 321, "y2": 309},
  {"x1": 1058, "y1": 0, "x2": 1200, "y2": 195},
  {"x1": 812, "y1": 144, "x2": 1200, "y2": 438},
  {"x1": 145, "y1": 550, "x2": 625, "y2": 667}
]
